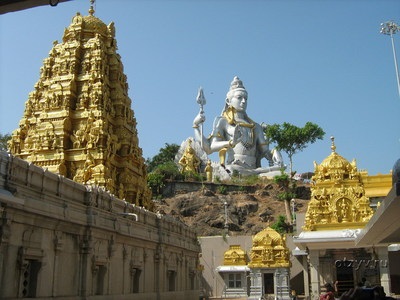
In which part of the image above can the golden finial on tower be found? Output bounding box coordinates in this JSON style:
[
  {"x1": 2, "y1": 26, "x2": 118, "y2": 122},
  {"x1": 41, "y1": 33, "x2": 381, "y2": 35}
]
[
  {"x1": 89, "y1": 0, "x2": 95, "y2": 15},
  {"x1": 330, "y1": 136, "x2": 336, "y2": 153}
]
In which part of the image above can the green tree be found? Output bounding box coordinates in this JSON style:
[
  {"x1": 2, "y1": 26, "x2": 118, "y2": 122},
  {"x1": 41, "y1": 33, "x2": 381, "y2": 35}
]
[
  {"x1": 0, "y1": 133, "x2": 11, "y2": 151},
  {"x1": 147, "y1": 172, "x2": 166, "y2": 196},
  {"x1": 264, "y1": 122, "x2": 325, "y2": 176},
  {"x1": 147, "y1": 162, "x2": 183, "y2": 198},
  {"x1": 273, "y1": 172, "x2": 297, "y2": 224},
  {"x1": 154, "y1": 161, "x2": 182, "y2": 181},
  {"x1": 270, "y1": 215, "x2": 290, "y2": 234},
  {"x1": 146, "y1": 144, "x2": 182, "y2": 198},
  {"x1": 146, "y1": 143, "x2": 180, "y2": 173}
]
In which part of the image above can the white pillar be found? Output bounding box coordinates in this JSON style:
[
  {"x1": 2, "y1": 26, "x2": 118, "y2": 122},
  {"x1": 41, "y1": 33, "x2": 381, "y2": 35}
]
[
  {"x1": 249, "y1": 269, "x2": 263, "y2": 300},
  {"x1": 309, "y1": 250, "x2": 320, "y2": 300},
  {"x1": 302, "y1": 256, "x2": 310, "y2": 299},
  {"x1": 377, "y1": 247, "x2": 391, "y2": 295},
  {"x1": 275, "y1": 268, "x2": 291, "y2": 300}
]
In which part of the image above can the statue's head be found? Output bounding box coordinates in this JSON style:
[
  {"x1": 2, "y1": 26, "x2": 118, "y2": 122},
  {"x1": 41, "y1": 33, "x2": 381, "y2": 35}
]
[
  {"x1": 226, "y1": 76, "x2": 247, "y2": 101},
  {"x1": 225, "y1": 76, "x2": 248, "y2": 113}
]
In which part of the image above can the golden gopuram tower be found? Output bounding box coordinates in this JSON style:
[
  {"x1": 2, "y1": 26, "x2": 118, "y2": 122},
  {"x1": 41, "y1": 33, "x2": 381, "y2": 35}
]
[
  {"x1": 303, "y1": 136, "x2": 374, "y2": 231},
  {"x1": 8, "y1": 3, "x2": 152, "y2": 209}
]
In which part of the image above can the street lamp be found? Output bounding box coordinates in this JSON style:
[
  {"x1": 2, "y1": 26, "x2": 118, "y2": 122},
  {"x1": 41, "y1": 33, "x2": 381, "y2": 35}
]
[
  {"x1": 380, "y1": 21, "x2": 400, "y2": 98},
  {"x1": 291, "y1": 199, "x2": 296, "y2": 226},
  {"x1": 224, "y1": 201, "x2": 229, "y2": 231}
]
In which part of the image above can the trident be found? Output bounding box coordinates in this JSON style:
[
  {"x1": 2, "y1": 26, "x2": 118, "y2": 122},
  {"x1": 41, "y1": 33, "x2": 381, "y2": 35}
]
[{"x1": 196, "y1": 87, "x2": 206, "y2": 148}]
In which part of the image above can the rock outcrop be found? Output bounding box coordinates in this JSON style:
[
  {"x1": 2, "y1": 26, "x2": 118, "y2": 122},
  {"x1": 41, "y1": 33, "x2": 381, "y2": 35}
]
[{"x1": 154, "y1": 182, "x2": 310, "y2": 236}]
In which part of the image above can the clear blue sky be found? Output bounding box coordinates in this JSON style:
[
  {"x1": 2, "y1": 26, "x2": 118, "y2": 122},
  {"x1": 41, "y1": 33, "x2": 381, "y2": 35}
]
[{"x1": 1, "y1": 0, "x2": 400, "y2": 175}]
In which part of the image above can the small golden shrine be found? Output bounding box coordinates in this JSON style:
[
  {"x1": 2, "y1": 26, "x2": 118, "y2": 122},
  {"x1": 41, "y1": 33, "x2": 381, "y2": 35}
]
[
  {"x1": 223, "y1": 245, "x2": 247, "y2": 266},
  {"x1": 303, "y1": 137, "x2": 374, "y2": 231},
  {"x1": 7, "y1": 2, "x2": 152, "y2": 209},
  {"x1": 248, "y1": 226, "x2": 290, "y2": 268}
]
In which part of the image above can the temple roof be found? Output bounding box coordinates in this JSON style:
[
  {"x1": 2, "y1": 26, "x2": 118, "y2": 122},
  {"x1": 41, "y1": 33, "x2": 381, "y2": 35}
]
[
  {"x1": 252, "y1": 226, "x2": 283, "y2": 246},
  {"x1": 303, "y1": 137, "x2": 374, "y2": 231},
  {"x1": 313, "y1": 136, "x2": 357, "y2": 183},
  {"x1": 248, "y1": 226, "x2": 290, "y2": 268},
  {"x1": 223, "y1": 245, "x2": 247, "y2": 266},
  {"x1": 319, "y1": 146, "x2": 353, "y2": 173},
  {"x1": 68, "y1": 7, "x2": 110, "y2": 37}
]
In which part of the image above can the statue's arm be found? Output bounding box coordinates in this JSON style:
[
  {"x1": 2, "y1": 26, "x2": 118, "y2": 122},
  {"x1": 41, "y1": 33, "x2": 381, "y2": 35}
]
[
  {"x1": 193, "y1": 111, "x2": 211, "y2": 153},
  {"x1": 256, "y1": 123, "x2": 285, "y2": 167},
  {"x1": 208, "y1": 117, "x2": 237, "y2": 153},
  {"x1": 255, "y1": 124, "x2": 273, "y2": 162},
  {"x1": 193, "y1": 114, "x2": 237, "y2": 154}
]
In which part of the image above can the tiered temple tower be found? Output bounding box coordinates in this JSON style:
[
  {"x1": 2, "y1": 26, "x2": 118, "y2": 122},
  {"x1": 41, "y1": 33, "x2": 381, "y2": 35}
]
[{"x1": 8, "y1": 4, "x2": 152, "y2": 209}]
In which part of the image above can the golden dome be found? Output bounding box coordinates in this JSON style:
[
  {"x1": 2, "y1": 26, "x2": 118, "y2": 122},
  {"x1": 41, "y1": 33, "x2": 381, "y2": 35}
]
[
  {"x1": 253, "y1": 226, "x2": 283, "y2": 246},
  {"x1": 320, "y1": 152, "x2": 351, "y2": 171},
  {"x1": 82, "y1": 14, "x2": 108, "y2": 36},
  {"x1": 68, "y1": 5, "x2": 109, "y2": 38},
  {"x1": 313, "y1": 136, "x2": 357, "y2": 183},
  {"x1": 320, "y1": 137, "x2": 351, "y2": 169}
]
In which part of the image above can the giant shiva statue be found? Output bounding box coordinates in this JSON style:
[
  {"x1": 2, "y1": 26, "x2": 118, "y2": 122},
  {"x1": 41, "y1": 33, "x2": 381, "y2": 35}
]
[{"x1": 193, "y1": 76, "x2": 284, "y2": 177}]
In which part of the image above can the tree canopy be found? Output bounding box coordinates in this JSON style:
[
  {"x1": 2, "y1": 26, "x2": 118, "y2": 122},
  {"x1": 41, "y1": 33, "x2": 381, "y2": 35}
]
[
  {"x1": 0, "y1": 133, "x2": 11, "y2": 151},
  {"x1": 145, "y1": 143, "x2": 182, "y2": 197},
  {"x1": 145, "y1": 143, "x2": 180, "y2": 173},
  {"x1": 264, "y1": 122, "x2": 325, "y2": 175}
]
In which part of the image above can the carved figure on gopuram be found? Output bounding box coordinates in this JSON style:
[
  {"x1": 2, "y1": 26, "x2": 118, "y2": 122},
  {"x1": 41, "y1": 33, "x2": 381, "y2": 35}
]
[
  {"x1": 303, "y1": 137, "x2": 374, "y2": 231},
  {"x1": 192, "y1": 76, "x2": 285, "y2": 178},
  {"x1": 8, "y1": 2, "x2": 153, "y2": 210}
]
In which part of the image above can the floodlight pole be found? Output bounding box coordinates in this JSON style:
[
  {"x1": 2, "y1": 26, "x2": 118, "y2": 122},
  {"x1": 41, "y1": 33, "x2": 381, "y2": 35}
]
[
  {"x1": 381, "y1": 21, "x2": 400, "y2": 98},
  {"x1": 224, "y1": 201, "x2": 229, "y2": 232}
]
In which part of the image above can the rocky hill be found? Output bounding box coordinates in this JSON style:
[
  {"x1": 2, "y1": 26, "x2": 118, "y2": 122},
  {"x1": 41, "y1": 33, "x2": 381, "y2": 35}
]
[{"x1": 154, "y1": 181, "x2": 311, "y2": 236}]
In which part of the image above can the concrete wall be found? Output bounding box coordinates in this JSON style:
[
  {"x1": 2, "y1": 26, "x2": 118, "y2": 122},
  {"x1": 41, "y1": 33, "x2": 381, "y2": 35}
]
[{"x1": 199, "y1": 235, "x2": 252, "y2": 298}]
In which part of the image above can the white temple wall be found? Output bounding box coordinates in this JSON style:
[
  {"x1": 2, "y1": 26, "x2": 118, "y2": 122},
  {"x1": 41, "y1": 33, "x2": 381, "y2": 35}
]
[
  {"x1": 199, "y1": 235, "x2": 253, "y2": 298},
  {"x1": 319, "y1": 256, "x2": 335, "y2": 286},
  {"x1": 0, "y1": 152, "x2": 201, "y2": 299}
]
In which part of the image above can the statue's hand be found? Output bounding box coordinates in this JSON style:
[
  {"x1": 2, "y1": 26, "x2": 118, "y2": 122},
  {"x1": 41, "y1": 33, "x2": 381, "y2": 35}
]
[
  {"x1": 231, "y1": 125, "x2": 242, "y2": 147},
  {"x1": 193, "y1": 111, "x2": 205, "y2": 128},
  {"x1": 271, "y1": 148, "x2": 285, "y2": 167}
]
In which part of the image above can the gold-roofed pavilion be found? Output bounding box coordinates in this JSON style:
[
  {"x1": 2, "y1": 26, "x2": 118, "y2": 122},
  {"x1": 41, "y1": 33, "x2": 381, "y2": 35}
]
[
  {"x1": 223, "y1": 245, "x2": 247, "y2": 266},
  {"x1": 8, "y1": 4, "x2": 152, "y2": 209},
  {"x1": 248, "y1": 226, "x2": 290, "y2": 268},
  {"x1": 303, "y1": 136, "x2": 374, "y2": 231}
]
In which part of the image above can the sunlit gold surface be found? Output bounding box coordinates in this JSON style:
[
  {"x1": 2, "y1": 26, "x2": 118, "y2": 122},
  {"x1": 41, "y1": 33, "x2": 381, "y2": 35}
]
[
  {"x1": 223, "y1": 245, "x2": 247, "y2": 266},
  {"x1": 361, "y1": 172, "x2": 392, "y2": 198},
  {"x1": 248, "y1": 226, "x2": 290, "y2": 268},
  {"x1": 8, "y1": 7, "x2": 152, "y2": 209},
  {"x1": 303, "y1": 137, "x2": 374, "y2": 231},
  {"x1": 179, "y1": 139, "x2": 200, "y2": 174}
]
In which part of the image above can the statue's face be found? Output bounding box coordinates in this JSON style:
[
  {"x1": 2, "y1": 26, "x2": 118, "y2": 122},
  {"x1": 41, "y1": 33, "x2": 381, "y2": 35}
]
[{"x1": 228, "y1": 90, "x2": 247, "y2": 112}]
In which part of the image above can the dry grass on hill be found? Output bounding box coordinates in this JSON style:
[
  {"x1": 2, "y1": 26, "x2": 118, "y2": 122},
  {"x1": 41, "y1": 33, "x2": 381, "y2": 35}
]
[{"x1": 154, "y1": 182, "x2": 310, "y2": 236}]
